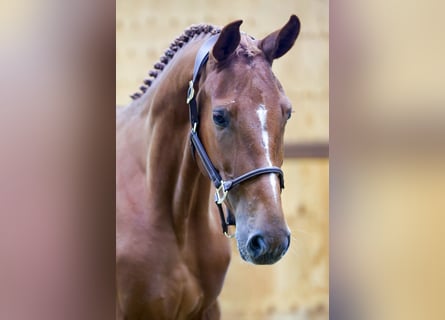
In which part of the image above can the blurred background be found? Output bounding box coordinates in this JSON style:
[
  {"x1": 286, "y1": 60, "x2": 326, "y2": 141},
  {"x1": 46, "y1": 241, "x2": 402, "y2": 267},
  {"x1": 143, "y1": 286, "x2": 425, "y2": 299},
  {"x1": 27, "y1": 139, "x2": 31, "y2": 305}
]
[
  {"x1": 117, "y1": 0, "x2": 329, "y2": 319},
  {"x1": 2, "y1": 1, "x2": 444, "y2": 320}
]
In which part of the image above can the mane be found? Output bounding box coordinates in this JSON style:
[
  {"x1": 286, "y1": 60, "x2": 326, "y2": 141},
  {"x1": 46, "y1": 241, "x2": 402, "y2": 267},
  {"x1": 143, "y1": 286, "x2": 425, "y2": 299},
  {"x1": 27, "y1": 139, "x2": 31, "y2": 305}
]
[
  {"x1": 130, "y1": 24, "x2": 222, "y2": 100},
  {"x1": 235, "y1": 41, "x2": 262, "y2": 59}
]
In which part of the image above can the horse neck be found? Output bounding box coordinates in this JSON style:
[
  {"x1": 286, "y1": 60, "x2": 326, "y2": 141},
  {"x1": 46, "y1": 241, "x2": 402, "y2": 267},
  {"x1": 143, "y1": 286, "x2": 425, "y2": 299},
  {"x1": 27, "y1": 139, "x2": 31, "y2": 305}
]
[{"x1": 128, "y1": 35, "x2": 213, "y2": 234}]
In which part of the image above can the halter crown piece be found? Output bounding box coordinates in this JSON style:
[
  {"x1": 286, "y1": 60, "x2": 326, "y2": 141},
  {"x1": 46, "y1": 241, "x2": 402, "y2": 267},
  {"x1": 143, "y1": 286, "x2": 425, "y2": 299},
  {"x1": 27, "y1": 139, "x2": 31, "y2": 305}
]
[{"x1": 186, "y1": 35, "x2": 285, "y2": 238}]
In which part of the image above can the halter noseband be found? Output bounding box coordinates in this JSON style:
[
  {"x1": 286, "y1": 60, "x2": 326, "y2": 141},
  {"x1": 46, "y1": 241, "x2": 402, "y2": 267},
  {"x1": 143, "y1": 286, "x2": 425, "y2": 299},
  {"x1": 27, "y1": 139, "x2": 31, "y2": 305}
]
[{"x1": 186, "y1": 35, "x2": 285, "y2": 238}]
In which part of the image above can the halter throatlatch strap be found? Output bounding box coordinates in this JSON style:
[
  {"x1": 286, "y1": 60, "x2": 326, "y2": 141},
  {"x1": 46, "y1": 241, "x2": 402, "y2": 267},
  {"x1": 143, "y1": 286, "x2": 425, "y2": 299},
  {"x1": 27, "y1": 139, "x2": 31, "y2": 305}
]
[{"x1": 186, "y1": 35, "x2": 285, "y2": 237}]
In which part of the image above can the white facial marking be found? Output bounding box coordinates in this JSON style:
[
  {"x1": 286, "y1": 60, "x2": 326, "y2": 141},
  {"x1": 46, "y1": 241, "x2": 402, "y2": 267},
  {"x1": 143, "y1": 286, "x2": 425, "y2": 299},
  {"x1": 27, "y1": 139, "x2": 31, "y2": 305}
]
[{"x1": 256, "y1": 104, "x2": 278, "y2": 202}]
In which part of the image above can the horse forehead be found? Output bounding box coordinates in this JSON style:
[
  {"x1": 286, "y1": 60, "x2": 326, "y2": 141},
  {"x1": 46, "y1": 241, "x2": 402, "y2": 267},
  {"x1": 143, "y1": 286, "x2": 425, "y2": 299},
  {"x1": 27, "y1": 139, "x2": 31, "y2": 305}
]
[
  {"x1": 240, "y1": 103, "x2": 282, "y2": 124},
  {"x1": 212, "y1": 62, "x2": 281, "y2": 101},
  {"x1": 237, "y1": 78, "x2": 285, "y2": 112},
  {"x1": 215, "y1": 86, "x2": 284, "y2": 118}
]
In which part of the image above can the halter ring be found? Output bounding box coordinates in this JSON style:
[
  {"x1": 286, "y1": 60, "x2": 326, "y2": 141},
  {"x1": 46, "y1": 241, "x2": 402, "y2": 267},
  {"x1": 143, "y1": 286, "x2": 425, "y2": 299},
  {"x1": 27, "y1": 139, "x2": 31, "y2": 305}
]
[
  {"x1": 224, "y1": 231, "x2": 235, "y2": 238},
  {"x1": 224, "y1": 226, "x2": 236, "y2": 238}
]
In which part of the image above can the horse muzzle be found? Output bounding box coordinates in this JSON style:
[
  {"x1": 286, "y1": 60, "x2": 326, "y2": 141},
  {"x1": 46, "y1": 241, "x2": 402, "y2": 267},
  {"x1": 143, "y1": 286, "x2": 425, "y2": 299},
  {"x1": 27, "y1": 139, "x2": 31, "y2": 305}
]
[{"x1": 238, "y1": 229, "x2": 291, "y2": 265}]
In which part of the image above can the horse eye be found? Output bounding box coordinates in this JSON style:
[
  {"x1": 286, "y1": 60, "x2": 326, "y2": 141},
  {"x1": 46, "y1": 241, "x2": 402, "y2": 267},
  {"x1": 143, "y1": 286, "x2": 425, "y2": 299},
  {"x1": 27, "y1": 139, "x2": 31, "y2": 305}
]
[{"x1": 212, "y1": 110, "x2": 229, "y2": 128}]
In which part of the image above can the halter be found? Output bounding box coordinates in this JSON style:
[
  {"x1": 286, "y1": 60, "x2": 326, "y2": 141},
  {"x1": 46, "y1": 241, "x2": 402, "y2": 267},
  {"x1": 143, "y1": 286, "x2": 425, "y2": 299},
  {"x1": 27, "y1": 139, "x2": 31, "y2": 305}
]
[{"x1": 186, "y1": 35, "x2": 285, "y2": 238}]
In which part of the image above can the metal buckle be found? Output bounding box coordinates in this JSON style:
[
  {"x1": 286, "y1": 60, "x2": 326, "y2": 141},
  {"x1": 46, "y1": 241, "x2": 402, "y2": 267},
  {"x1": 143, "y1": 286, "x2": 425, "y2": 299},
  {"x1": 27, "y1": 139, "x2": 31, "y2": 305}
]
[
  {"x1": 224, "y1": 228, "x2": 235, "y2": 238},
  {"x1": 186, "y1": 80, "x2": 195, "y2": 104},
  {"x1": 215, "y1": 181, "x2": 228, "y2": 204}
]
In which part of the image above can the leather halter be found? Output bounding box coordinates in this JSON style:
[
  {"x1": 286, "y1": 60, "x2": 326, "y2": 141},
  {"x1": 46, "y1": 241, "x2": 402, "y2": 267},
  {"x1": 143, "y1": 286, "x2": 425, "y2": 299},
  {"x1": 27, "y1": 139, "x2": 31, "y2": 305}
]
[{"x1": 186, "y1": 35, "x2": 285, "y2": 237}]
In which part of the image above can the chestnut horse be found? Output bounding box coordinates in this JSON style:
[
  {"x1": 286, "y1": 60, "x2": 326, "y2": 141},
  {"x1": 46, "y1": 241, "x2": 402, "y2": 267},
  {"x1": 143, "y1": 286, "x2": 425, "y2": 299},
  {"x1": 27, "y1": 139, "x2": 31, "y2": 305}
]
[{"x1": 116, "y1": 15, "x2": 301, "y2": 319}]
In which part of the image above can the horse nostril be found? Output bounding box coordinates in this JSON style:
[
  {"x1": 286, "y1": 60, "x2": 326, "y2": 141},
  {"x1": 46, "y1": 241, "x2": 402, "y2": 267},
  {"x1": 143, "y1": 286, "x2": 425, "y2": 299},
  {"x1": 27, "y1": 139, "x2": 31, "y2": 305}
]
[{"x1": 247, "y1": 233, "x2": 268, "y2": 259}]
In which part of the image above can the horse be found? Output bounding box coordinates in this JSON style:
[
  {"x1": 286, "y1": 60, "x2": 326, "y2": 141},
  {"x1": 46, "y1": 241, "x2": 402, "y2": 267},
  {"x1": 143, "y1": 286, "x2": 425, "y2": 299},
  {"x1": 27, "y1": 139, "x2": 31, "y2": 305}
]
[{"x1": 116, "y1": 15, "x2": 301, "y2": 319}]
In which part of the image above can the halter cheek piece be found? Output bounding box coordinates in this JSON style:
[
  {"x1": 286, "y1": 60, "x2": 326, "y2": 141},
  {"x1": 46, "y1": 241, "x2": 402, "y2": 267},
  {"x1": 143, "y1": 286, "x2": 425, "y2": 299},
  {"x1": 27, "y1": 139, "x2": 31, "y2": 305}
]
[{"x1": 186, "y1": 35, "x2": 285, "y2": 238}]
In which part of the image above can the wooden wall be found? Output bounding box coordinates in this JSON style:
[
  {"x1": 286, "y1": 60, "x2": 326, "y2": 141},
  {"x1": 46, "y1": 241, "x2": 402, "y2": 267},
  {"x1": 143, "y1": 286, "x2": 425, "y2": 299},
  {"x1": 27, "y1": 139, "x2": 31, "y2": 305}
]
[{"x1": 116, "y1": 0, "x2": 328, "y2": 319}]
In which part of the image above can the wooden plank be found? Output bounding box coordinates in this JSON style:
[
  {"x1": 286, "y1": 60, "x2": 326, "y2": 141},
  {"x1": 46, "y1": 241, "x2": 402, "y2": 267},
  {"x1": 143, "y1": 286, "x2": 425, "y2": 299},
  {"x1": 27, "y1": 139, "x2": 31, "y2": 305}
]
[{"x1": 284, "y1": 142, "x2": 329, "y2": 158}]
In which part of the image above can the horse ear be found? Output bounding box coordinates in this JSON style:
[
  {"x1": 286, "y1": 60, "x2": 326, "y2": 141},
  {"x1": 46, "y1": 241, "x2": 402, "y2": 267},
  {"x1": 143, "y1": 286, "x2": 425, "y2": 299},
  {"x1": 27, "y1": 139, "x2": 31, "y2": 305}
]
[
  {"x1": 212, "y1": 20, "x2": 243, "y2": 62},
  {"x1": 259, "y1": 15, "x2": 301, "y2": 63}
]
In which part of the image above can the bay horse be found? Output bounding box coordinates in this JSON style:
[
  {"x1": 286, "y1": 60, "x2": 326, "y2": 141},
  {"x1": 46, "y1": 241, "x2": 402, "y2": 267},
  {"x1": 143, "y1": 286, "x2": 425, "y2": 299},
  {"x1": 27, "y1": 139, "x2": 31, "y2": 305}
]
[{"x1": 116, "y1": 15, "x2": 301, "y2": 319}]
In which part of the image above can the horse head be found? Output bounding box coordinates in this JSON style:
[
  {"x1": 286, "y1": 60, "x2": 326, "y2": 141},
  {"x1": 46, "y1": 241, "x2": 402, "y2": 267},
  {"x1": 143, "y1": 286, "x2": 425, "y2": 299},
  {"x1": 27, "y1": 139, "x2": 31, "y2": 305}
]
[{"x1": 196, "y1": 15, "x2": 301, "y2": 264}]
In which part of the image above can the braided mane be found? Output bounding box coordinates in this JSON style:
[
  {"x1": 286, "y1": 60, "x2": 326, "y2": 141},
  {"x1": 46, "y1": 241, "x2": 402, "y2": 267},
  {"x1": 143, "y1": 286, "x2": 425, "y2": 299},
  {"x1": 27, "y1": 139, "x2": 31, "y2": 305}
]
[{"x1": 130, "y1": 24, "x2": 221, "y2": 100}]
